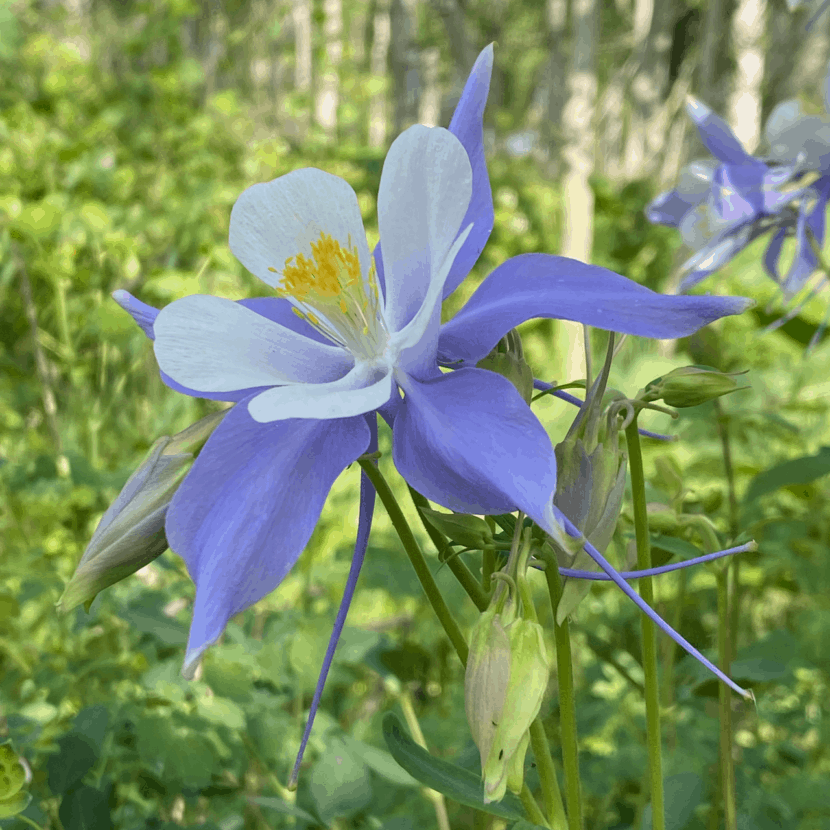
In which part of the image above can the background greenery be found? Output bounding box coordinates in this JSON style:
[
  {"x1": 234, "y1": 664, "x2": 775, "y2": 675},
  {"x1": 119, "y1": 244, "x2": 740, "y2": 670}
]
[{"x1": 1, "y1": 0, "x2": 830, "y2": 828}]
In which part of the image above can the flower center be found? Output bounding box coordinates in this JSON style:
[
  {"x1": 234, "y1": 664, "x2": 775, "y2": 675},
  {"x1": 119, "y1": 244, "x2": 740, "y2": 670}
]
[{"x1": 269, "y1": 231, "x2": 387, "y2": 359}]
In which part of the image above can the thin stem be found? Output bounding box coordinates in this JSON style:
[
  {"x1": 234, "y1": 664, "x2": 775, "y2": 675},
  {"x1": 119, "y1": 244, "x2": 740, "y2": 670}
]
[
  {"x1": 718, "y1": 570, "x2": 737, "y2": 830},
  {"x1": 543, "y1": 561, "x2": 583, "y2": 830},
  {"x1": 399, "y1": 690, "x2": 451, "y2": 830},
  {"x1": 358, "y1": 458, "x2": 467, "y2": 665},
  {"x1": 520, "y1": 783, "x2": 551, "y2": 828},
  {"x1": 529, "y1": 718, "x2": 568, "y2": 830},
  {"x1": 625, "y1": 418, "x2": 665, "y2": 830},
  {"x1": 407, "y1": 486, "x2": 489, "y2": 611}
]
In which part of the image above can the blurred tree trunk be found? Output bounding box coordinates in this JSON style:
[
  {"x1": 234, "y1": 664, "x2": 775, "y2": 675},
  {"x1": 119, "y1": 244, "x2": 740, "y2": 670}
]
[
  {"x1": 293, "y1": 0, "x2": 313, "y2": 138},
  {"x1": 316, "y1": 0, "x2": 343, "y2": 139},
  {"x1": 419, "y1": 47, "x2": 441, "y2": 126},
  {"x1": 558, "y1": 0, "x2": 598, "y2": 382},
  {"x1": 542, "y1": 0, "x2": 569, "y2": 178},
  {"x1": 726, "y1": 0, "x2": 766, "y2": 152},
  {"x1": 780, "y1": 5, "x2": 830, "y2": 101},
  {"x1": 764, "y1": 2, "x2": 803, "y2": 117},
  {"x1": 369, "y1": 0, "x2": 391, "y2": 148},
  {"x1": 391, "y1": 0, "x2": 420, "y2": 134},
  {"x1": 622, "y1": 0, "x2": 676, "y2": 180},
  {"x1": 698, "y1": 0, "x2": 729, "y2": 107},
  {"x1": 432, "y1": 0, "x2": 476, "y2": 121}
]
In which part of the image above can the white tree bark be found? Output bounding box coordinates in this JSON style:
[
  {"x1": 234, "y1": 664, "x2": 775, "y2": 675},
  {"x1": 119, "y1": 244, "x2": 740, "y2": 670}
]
[
  {"x1": 726, "y1": 0, "x2": 767, "y2": 153},
  {"x1": 419, "y1": 47, "x2": 441, "y2": 126},
  {"x1": 391, "y1": 0, "x2": 419, "y2": 134},
  {"x1": 559, "y1": 0, "x2": 598, "y2": 382},
  {"x1": 369, "y1": 0, "x2": 391, "y2": 148},
  {"x1": 316, "y1": 0, "x2": 343, "y2": 138}
]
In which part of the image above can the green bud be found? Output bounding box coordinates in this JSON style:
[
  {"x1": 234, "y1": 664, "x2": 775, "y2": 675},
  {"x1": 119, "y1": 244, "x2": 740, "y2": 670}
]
[
  {"x1": 58, "y1": 409, "x2": 227, "y2": 613},
  {"x1": 646, "y1": 503, "x2": 682, "y2": 535},
  {"x1": 418, "y1": 507, "x2": 494, "y2": 551},
  {"x1": 642, "y1": 365, "x2": 748, "y2": 408},
  {"x1": 476, "y1": 329, "x2": 534, "y2": 404},
  {"x1": 0, "y1": 741, "x2": 30, "y2": 819},
  {"x1": 482, "y1": 618, "x2": 550, "y2": 803},
  {"x1": 464, "y1": 605, "x2": 513, "y2": 774}
]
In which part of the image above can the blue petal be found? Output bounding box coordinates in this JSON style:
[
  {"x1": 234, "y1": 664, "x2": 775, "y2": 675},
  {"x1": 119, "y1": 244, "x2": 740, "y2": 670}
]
[
  {"x1": 645, "y1": 189, "x2": 699, "y2": 227},
  {"x1": 782, "y1": 181, "x2": 830, "y2": 299},
  {"x1": 373, "y1": 44, "x2": 494, "y2": 301},
  {"x1": 686, "y1": 97, "x2": 756, "y2": 166},
  {"x1": 289, "y1": 414, "x2": 378, "y2": 787},
  {"x1": 112, "y1": 292, "x2": 332, "y2": 402},
  {"x1": 392, "y1": 368, "x2": 557, "y2": 516},
  {"x1": 437, "y1": 253, "x2": 754, "y2": 365},
  {"x1": 166, "y1": 398, "x2": 371, "y2": 677}
]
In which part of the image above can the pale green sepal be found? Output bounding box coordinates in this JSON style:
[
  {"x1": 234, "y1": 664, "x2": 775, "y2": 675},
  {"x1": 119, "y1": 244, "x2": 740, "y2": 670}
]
[
  {"x1": 483, "y1": 619, "x2": 550, "y2": 803},
  {"x1": 464, "y1": 605, "x2": 512, "y2": 771},
  {"x1": 418, "y1": 507, "x2": 494, "y2": 550},
  {"x1": 476, "y1": 328, "x2": 534, "y2": 404},
  {"x1": 58, "y1": 409, "x2": 227, "y2": 613},
  {"x1": 506, "y1": 729, "x2": 530, "y2": 795},
  {"x1": 0, "y1": 790, "x2": 31, "y2": 819},
  {"x1": 0, "y1": 740, "x2": 30, "y2": 818},
  {"x1": 641, "y1": 365, "x2": 748, "y2": 408}
]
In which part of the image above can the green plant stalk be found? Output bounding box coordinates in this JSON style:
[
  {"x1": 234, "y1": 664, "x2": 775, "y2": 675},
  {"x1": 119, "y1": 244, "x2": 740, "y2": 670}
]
[
  {"x1": 543, "y1": 560, "x2": 583, "y2": 830},
  {"x1": 520, "y1": 782, "x2": 551, "y2": 828},
  {"x1": 359, "y1": 458, "x2": 468, "y2": 665},
  {"x1": 717, "y1": 569, "x2": 737, "y2": 830},
  {"x1": 407, "y1": 486, "x2": 489, "y2": 611},
  {"x1": 530, "y1": 718, "x2": 568, "y2": 830},
  {"x1": 625, "y1": 419, "x2": 665, "y2": 830}
]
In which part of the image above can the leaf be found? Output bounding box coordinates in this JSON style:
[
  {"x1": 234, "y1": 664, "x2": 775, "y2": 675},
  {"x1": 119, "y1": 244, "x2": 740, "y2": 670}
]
[
  {"x1": 58, "y1": 783, "x2": 113, "y2": 830},
  {"x1": 47, "y1": 734, "x2": 98, "y2": 795},
  {"x1": 743, "y1": 446, "x2": 830, "y2": 505},
  {"x1": 640, "y1": 772, "x2": 703, "y2": 830},
  {"x1": 340, "y1": 735, "x2": 419, "y2": 788},
  {"x1": 381, "y1": 712, "x2": 525, "y2": 820},
  {"x1": 248, "y1": 796, "x2": 319, "y2": 823},
  {"x1": 309, "y1": 737, "x2": 373, "y2": 823}
]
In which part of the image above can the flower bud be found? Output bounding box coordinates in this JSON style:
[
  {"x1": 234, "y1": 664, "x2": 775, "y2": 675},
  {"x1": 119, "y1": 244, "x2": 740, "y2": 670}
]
[
  {"x1": 482, "y1": 618, "x2": 550, "y2": 803},
  {"x1": 418, "y1": 507, "x2": 494, "y2": 551},
  {"x1": 0, "y1": 741, "x2": 30, "y2": 819},
  {"x1": 464, "y1": 605, "x2": 513, "y2": 774},
  {"x1": 476, "y1": 329, "x2": 534, "y2": 404},
  {"x1": 58, "y1": 409, "x2": 227, "y2": 613},
  {"x1": 641, "y1": 365, "x2": 747, "y2": 408}
]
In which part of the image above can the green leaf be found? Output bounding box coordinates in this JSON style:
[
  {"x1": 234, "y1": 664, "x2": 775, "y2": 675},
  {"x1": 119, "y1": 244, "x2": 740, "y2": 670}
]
[
  {"x1": 640, "y1": 772, "x2": 703, "y2": 830},
  {"x1": 47, "y1": 734, "x2": 97, "y2": 794},
  {"x1": 58, "y1": 783, "x2": 113, "y2": 830},
  {"x1": 744, "y1": 446, "x2": 830, "y2": 505},
  {"x1": 309, "y1": 737, "x2": 373, "y2": 823},
  {"x1": 340, "y1": 735, "x2": 419, "y2": 788},
  {"x1": 248, "y1": 796, "x2": 319, "y2": 823},
  {"x1": 381, "y1": 712, "x2": 525, "y2": 820}
]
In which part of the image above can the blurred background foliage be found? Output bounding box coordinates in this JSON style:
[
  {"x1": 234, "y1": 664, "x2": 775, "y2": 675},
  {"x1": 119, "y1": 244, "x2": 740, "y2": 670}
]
[{"x1": 1, "y1": 0, "x2": 830, "y2": 827}]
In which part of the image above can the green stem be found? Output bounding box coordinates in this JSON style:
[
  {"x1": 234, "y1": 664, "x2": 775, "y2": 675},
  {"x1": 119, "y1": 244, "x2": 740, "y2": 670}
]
[
  {"x1": 14, "y1": 815, "x2": 44, "y2": 830},
  {"x1": 530, "y1": 718, "x2": 568, "y2": 830},
  {"x1": 520, "y1": 783, "x2": 551, "y2": 828},
  {"x1": 483, "y1": 517, "x2": 496, "y2": 592},
  {"x1": 717, "y1": 570, "x2": 737, "y2": 830},
  {"x1": 358, "y1": 459, "x2": 468, "y2": 665},
  {"x1": 625, "y1": 419, "x2": 665, "y2": 830},
  {"x1": 407, "y1": 486, "x2": 489, "y2": 611},
  {"x1": 543, "y1": 560, "x2": 583, "y2": 830}
]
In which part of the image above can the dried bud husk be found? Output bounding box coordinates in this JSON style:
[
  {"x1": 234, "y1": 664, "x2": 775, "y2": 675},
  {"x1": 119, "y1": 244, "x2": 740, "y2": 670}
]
[
  {"x1": 58, "y1": 409, "x2": 227, "y2": 613},
  {"x1": 641, "y1": 365, "x2": 747, "y2": 408},
  {"x1": 0, "y1": 741, "x2": 30, "y2": 819},
  {"x1": 476, "y1": 329, "x2": 534, "y2": 404},
  {"x1": 482, "y1": 618, "x2": 550, "y2": 803},
  {"x1": 418, "y1": 507, "x2": 494, "y2": 551},
  {"x1": 551, "y1": 336, "x2": 627, "y2": 623}
]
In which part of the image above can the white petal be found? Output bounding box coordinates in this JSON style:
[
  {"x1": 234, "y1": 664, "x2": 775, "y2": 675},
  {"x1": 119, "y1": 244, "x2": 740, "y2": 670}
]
[
  {"x1": 247, "y1": 363, "x2": 394, "y2": 422},
  {"x1": 378, "y1": 125, "x2": 473, "y2": 334},
  {"x1": 154, "y1": 295, "x2": 353, "y2": 392},
  {"x1": 229, "y1": 168, "x2": 371, "y2": 290}
]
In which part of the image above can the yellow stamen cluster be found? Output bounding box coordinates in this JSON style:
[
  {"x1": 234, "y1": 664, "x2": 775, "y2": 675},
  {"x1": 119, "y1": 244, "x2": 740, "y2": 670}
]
[{"x1": 269, "y1": 231, "x2": 384, "y2": 354}]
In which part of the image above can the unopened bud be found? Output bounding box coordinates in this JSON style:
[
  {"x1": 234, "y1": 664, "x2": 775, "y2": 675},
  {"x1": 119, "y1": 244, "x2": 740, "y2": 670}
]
[
  {"x1": 58, "y1": 409, "x2": 227, "y2": 613},
  {"x1": 418, "y1": 508, "x2": 493, "y2": 550},
  {"x1": 476, "y1": 329, "x2": 534, "y2": 404},
  {"x1": 464, "y1": 605, "x2": 513, "y2": 774},
  {"x1": 642, "y1": 365, "x2": 747, "y2": 408},
  {"x1": 482, "y1": 618, "x2": 550, "y2": 803},
  {"x1": 0, "y1": 741, "x2": 30, "y2": 819},
  {"x1": 647, "y1": 503, "x2": 682, "y2": 535}
]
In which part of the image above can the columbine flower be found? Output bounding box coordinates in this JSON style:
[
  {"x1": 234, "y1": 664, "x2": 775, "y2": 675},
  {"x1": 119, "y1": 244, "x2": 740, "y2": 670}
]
[
  {"x1": 111, "y1": 44, "x2": 752, "y2": 772},
  {"x1": 647, "y1": 75, "x2": 830, "y2": 302}
]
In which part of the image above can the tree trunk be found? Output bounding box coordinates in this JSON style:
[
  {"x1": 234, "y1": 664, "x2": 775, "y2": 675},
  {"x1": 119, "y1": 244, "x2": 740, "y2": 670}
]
[
  {"x1": 390, "y1": 0, "x2": 419, "y2": 135},
  {"x1": 419, "y1": 46, "x2": 441, "y2": 126},
  {"x1": 315, "y1": 0, "x2": 342, "y2": 139},
  {"x1": 369, "y1": 0, "x2": 391, "y2": 148},
  {"x1": 558, "y1": 0, "x2": 598, "y2": 383},
  {"x1": 293, "y1": 0, "x2": 313, "y2": 138},
  {"x1": 432, "y1": 0, "x2": 476, "y2": 122},
  {"x1": 542, "y1": 0, "x2": 569, "y2": 179},
  {"x1": 726, "y1": 0, "x2": 766, "y2": 152}
]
